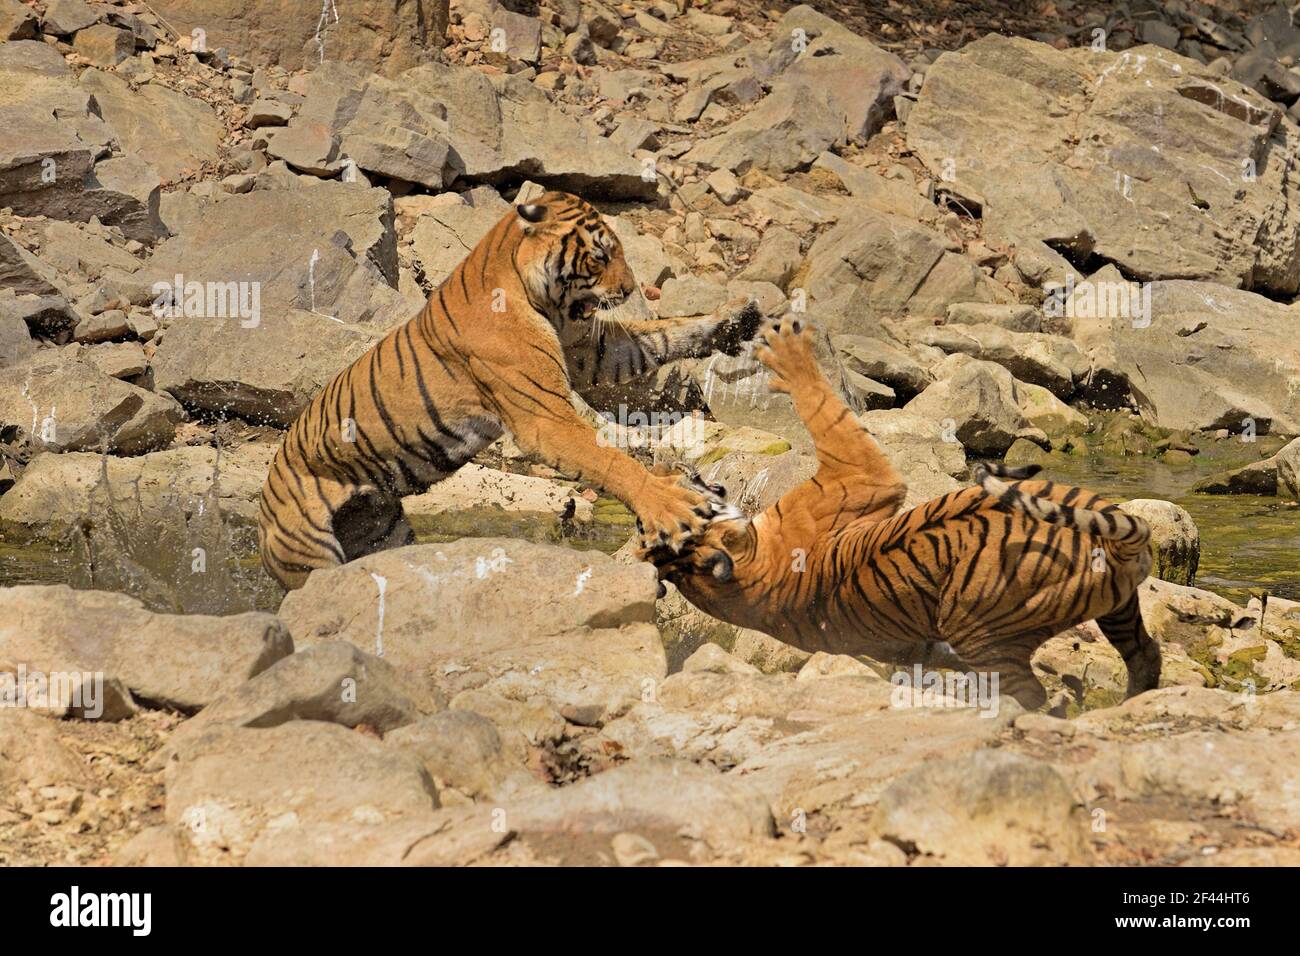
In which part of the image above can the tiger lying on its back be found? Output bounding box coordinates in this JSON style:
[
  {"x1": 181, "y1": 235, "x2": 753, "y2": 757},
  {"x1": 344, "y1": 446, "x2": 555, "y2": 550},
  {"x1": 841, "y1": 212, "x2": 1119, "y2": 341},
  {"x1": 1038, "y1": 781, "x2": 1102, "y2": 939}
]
[
  {"x1": 641, "y1": 318, "x2": 1161, "y2": 709},
  {"x1": 259, "y1": 190, "x2": 761, "y2": 589}
]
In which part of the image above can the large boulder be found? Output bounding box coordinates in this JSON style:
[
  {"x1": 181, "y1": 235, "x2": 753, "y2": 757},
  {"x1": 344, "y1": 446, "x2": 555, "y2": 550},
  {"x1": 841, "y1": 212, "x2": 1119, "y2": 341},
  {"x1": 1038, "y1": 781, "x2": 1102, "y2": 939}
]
[
  {"x1": 1071, "y1": 279, "x2": 1300, "y2": 432},
  {"x1": 165, "y1": 641, "x2": 445, "y2": 754},
  {"x1": 147, "y1": 0, "x2": 449, "y2": 76},
  {"x1": 80, "y1": 70, "x2": 223, "y2": 183},
  {"x1": 1118, "y1": 499, "x2": 1200, "y2": 587},
  {"x1": 151, "y1": 311, "x2": 382, "y2": 426},
  {"x1": 907, "y1": 36, "x2": 1300, "y2": 295},
  {"x1": 903, "y1": 357, "x2": 1036, "y2": 457},
  {"x1": 0, "y1": 46, "x2": 163, "y2": 241},
  {"x1": 137, "y1": 182, "x2": 408, "y2": 330},
  {"x1": 0, "y1": 353, "x2": 181, "y2": 454},
  {"x1": 1277, "y1": 437, "x2": 1300, "y2": 499},
  {"x1": 803, "y1": 208, "x2": 1001, "y2": 329},
  {"x1": 284, "y1": 59, "x2": 655, "y2": 198},
  {"x1": 500, "y1": 758, "x2": 775, "y2": 862},
  {"x1": 908, "y1": 322, "x2": 1088, "y2": 399},
  {"x1": 683, "y1": 5, "x2": 909, "y2": 173},
  {"x1": 868, "y1": 750, "x2": 1091, "y2": 865},
  {"x1": 277, "y1": 540, "x2": 665, "y2": 726},
  {"x1": 164, "y1": 721, "x2": 440, "y2": 864},
  {"x1": 0, "y1": 585, "x2": 291, "y2": 714},
  {"x1": 407, "y1": 187, "x2": 508, "y2": 284}
]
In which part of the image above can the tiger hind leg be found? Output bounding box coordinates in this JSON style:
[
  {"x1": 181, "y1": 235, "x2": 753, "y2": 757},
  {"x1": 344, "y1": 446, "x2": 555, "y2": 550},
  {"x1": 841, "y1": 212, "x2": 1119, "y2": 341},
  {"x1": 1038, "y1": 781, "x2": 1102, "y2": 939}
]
[
  {"x1": 258, "y1": 492, "x2": 347, "y2": 591},
  {"x1": 331, "y1": 487, "x2": 416, "y2": 563},
  {"x1": 953, "y1": 630, "x2": 1052, "y2": 711},
  {"x1": 1095, "y1": 592, "x2": 1161, "y2": 699}
]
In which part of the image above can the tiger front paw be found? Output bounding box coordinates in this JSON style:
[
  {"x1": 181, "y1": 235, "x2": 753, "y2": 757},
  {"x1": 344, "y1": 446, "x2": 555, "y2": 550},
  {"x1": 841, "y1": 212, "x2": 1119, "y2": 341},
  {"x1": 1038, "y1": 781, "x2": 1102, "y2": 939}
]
[
  {"x1": 707, "y1": 297, "x2": 764, "y2": 357},
  {"x1": 633, "y1": 470, "x2": 712, "y2": 553},
  {"x1": 755, "y1": 316, "x2": 818, "y2": 395}
]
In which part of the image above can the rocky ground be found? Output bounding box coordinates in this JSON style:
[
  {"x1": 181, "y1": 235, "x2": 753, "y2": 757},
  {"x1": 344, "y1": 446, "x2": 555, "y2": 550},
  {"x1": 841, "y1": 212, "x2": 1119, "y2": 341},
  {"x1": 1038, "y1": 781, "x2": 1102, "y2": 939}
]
[{"x1": 2, "y1": 0, "x2": 1300, "y2": 866}]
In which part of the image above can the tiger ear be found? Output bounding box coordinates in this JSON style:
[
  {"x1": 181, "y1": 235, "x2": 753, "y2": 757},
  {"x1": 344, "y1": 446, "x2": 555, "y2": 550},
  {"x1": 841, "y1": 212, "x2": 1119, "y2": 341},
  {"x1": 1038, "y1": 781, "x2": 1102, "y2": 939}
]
[{"x1": 516, "y1": 203, "x2": 547, "y2": 224}]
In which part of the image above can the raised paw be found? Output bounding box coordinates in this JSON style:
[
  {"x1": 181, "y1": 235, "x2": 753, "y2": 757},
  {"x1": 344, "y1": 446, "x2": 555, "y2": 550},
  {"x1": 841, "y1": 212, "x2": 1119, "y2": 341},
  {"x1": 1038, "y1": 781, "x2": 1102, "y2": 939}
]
[
  {"x1": 634, "y1": 469, "x2": 709, "y2": 553},
  {"x1": 707, "y1": 297, "x2": 765, "y2": 357},
  {"x1": 755, "y1": 316, "x2": 819, "y2": 394}
]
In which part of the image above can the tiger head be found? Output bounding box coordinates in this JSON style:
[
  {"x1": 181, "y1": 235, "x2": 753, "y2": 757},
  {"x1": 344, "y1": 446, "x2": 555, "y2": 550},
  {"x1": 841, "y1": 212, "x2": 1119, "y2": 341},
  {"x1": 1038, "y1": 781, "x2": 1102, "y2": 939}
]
[
  {"x1": 514, "y1": 191, "x2": 637, "y2": 327},
  {"x1": 636, "y1": 471, "x2": 761, "y2": 610}
]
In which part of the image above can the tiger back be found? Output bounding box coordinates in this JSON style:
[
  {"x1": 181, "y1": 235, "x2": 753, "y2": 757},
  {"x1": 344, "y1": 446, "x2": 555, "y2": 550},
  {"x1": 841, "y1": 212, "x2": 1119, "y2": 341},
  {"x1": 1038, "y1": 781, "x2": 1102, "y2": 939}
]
[{"x1": 259, "y1": 190, "x2": 762, "y2": 589}]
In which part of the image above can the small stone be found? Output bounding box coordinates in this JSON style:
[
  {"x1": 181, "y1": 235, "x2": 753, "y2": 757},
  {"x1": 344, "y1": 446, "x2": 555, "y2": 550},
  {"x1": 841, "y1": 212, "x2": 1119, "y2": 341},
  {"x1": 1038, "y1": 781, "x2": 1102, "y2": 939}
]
[
  {"x1": 706, "y1": 168, "x2": 745, "y2": 205},
  {"x1": 73, "y1": 309, "x2": 131, "y2": 344},
  {"x1": 611, "y1": 832, "x2": 660, "y2": 866}
]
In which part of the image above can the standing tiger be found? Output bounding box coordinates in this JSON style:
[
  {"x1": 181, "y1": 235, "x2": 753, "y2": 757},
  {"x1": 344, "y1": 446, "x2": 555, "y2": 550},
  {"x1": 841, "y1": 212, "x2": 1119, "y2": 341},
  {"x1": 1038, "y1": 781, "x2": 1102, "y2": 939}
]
[
  {"x1": 641, "y1": 318, "x2": 1161, "y2": 710},
  {"x1": 259, "y1": 190, "x2": 762, "y2": 590}
]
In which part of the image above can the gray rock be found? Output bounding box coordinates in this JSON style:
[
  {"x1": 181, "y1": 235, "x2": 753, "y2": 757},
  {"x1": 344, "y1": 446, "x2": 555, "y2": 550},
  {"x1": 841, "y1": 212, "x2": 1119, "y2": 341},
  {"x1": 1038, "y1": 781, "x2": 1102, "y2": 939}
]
[
  {"x1": 80, "y1": 70, "x2": 222, "y2": 183},
  {"x1": 869, "y1": 749, "x2": 1090, "y2": 865},
  {"x1": 408, "y1": 188, "x2": 509, "y2": 284},
  {"x1": 139, "y1": 182, "x2": 405, "y2": 332},
  {"x1": 167, "y1": 642, "x2": 444, "y2": 753},
  {"x1": 945, "y1": 301, "x2": 1040, "y2": 332},
  {"x1": 0, "y1": 443, "x2": 276, "y2": 541},
  {"x1": 0, "y1": 353, "x2": 180, "y2": 454},
  {"x1": 0, "y1": 585, "x2": 292, "y2": 714},
  {"x1": 278, "y1": 540, "x2": 664, "y2": 726},
  {"x1": 146, "y1": 0, "x2": 448, "y2": 75},
  {"x1": 737, "y1": 226, "x2": 802, "y2": 288},
  {"x1": 42, "y1": 0, "x2": 100, "y2": 35},
  {"x1": 804, "y1": 208, "x2": 999, "y2": 326},
  {"x1": 656, "y1": 275, "x2": 728, "y2": 317},
  {"x1": 812, "y1": 151, "x2": 940, "y2": 223},
  {"x1": 0, "y1": 710, "x2": 90, "y2": 788},
  {"x1": 0, "y1": 235, "x2": 61, "y2": 296},
  {"x1": 0, "y1": 290, "x2": 77, "y2": 337},
  {"x1": 151, "y1": 311, "x2": 382, "y2": 427},
  {"x1": 0, "y1": 313, "x2": 34, "y2": 367},
  {"x1": 264, "y1": 122, "x2": 343, "y2": 176},
  {"x1": 503, "y1": 758, "x2": 774, "y2": 861},
  {"x1": 903, "y1": 357, "x2": 1034, "y2": 456},
  {"x1": 1071, "y1": 279, "x2": 1300, "y2": 432},
  {"x1": 1119, "y1": 499, "x2": 1200, "y2": 587},
  {"x1": 907, "y1": 36, "x2": 1300, "y2": 295},
  {"x1": 164, "y1": 721, "x2": 440, "y2": 864},
  {"x1": 909, "y1": 322, "x2": 1087, "y2": 398},
  {"x1": 82, "y1": 341, "x2": 147, "y2": 379},
  {"x1": 385, "y1": 710, "x2": 537, "y2": 801},
  {"x1": 1277, "y1": 437, "x2": 1300, "y2": 499},
  {"x1": 72, "y1": 24, "x2": 134, "y2": 67},
  {"x1": 833, "y1": 334, "x2": 934, "y2": 401},
  {"x1": 0, "y1": 0, "x2": 37, "y2": 40}
]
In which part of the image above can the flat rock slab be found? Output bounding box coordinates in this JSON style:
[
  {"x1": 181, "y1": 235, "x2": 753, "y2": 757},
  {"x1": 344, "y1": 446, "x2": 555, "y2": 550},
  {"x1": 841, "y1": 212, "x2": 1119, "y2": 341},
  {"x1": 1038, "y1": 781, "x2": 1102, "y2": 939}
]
[
  {"x1": 147, "y1": 0, "x2": 448, "y2": 76},
  {"x1": 165, "y1": 641, "x2": 445, "y2": 757},
  {"x1": 150, "y1": 311, "x2": 382, "y2": 427},
  {"x1": 503, "y1": 758, "x2": 775, "y2": 862},
  {"x1": 138, "y1": 182, "x2": 404, "y2": 327}
]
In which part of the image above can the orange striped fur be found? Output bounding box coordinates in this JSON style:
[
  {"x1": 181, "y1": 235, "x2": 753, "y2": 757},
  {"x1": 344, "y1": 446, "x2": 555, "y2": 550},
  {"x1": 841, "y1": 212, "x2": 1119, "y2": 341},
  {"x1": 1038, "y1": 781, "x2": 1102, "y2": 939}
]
[
  {"x1": 259, "y1": 191, "x2": 761, "y2": 589},
  {"x1": 642, "y1": 319, "x2": 1161, "y2": 709}
]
